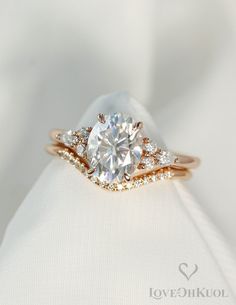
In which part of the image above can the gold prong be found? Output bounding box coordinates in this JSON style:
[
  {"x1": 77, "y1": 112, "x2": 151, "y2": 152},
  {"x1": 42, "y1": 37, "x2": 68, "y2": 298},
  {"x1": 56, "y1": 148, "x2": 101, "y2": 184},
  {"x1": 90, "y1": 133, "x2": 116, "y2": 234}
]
[
  {"x1": 124, "y1": 173, "x2": 131, "y2": 181},
  {"x1": 138, "y1": 163, "x2": 145, "y2": 170},
  {"x1": 143, "y1": 137, "x2": 150, "y2": 144},
  {"x1": 87, "y1": 168, "x2": 95, "y2": 176},
  {"x1": 98, "y1": 113, "x2": 106, "y2": 124},
  {"x1": 49, "y1": 129, "x2": 64, "y2": 142},
  {"x1": 130, "y1": 121, "x2": 143, "y2": 141},
  {"x1": 133, "y1": 121, "x2": 143, "y2": 130}
]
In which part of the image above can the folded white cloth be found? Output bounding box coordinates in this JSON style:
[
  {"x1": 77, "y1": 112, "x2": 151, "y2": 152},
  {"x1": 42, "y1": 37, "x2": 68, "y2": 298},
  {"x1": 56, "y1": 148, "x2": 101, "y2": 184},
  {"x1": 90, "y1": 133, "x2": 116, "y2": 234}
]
[{"x1": 0, "y1": 93, "x2": 235, "y2": 305}]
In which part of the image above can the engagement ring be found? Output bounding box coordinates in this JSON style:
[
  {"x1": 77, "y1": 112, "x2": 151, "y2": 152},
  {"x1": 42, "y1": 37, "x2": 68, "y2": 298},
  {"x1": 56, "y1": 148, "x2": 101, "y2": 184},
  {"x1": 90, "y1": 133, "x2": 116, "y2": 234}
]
[{"x1": 46, "y1": 112, "x2": 199, "y2": 191}]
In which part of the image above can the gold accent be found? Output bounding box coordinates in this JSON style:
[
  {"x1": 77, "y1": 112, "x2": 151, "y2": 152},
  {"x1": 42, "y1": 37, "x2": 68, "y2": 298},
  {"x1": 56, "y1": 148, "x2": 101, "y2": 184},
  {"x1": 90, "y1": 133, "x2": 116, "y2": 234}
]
[
  {"x1": 46, "y1": 144, "x2": 192, "y2": 191},
  {"x1": 143, "y1": 137, "x2": 150, "y2": 144},
  {"x1": 87, "y1": 168, "x2": 95, "y2": 176},
  {"x1": 97, "y1": 113, "x2": 106, "y2": 124},
  {"x1": 133, "y1": 121, "x2": 143, "y2": 130},
  {"x1": 124, "y1": 173, "x2": 131, "y2": 181}
]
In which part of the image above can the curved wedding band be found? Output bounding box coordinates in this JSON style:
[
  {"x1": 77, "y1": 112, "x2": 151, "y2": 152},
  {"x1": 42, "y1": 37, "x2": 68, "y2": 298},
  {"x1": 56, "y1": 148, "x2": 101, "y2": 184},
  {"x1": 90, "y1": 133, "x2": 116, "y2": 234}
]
[{"x1": 46, "y1": 112, "x2": 199, "y2": 191}]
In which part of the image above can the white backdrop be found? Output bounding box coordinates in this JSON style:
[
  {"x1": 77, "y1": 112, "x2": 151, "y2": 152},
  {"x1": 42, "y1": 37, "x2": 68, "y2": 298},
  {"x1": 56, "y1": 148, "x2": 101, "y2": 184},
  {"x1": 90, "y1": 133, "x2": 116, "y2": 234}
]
[{"x1": 0, "y1": 0, "x2": 236, "y2": 253}]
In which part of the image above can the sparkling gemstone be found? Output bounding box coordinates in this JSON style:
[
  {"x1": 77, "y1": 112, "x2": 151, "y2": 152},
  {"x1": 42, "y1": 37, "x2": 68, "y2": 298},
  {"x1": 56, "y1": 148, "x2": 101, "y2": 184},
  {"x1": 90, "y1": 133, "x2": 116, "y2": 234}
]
[
  {"x1": 117, "y1": 184, "x2": 123, "y2": 191},
  {"x1": 159, "y1": 173, "x2": 165, "y2": 180},
  {"x1": 76, "y1": 144, "x2": 86, "y2": 157},
  {"x1": 87, "y1": 113, "x2": 143, "y2": 183},
  {"x1": 143, "y1": 176, "x2": 149, "y2": 184},
  {"x1": 134, "y1": 179, "x2": 143, "y2": 188},
  {"x1": 126, "y1": 182, "x2": 133, "y2": 189},
  {"x1": 158, "y1": 150, "x2": 175, "y2": 167},
  {"x1": 144, "y1": 141, "x2": 157, "y2": 153},
  {"x1": 78, "y1": 127, "x2": 90, "y2": 140},
  {"x1": 151, "y1": 174, "x2": 158, "y2": 182},
  {"x1": 142, "y1": 156, "x2": 156, "y2": 169},
  {"x1": 61, "y1": 130, "x2": 77, "y2": 147}
]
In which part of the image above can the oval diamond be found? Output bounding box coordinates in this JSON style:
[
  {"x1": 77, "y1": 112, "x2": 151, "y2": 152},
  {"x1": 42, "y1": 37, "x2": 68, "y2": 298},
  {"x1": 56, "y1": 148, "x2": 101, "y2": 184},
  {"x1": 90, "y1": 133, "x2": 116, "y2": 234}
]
[{"x1": 87, "y1": 113, "x2": 143, "y2": 183}]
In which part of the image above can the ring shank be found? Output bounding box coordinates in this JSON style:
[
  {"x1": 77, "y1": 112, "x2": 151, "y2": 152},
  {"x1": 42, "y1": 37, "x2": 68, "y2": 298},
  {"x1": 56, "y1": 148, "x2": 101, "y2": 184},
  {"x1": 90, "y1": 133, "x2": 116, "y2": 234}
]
[
  {"x1": 175, "y1": 154, "x2": 200, "y2": 169},
  {"x1": 46, "y1": 144, "x2": 191, "y2": 181}
]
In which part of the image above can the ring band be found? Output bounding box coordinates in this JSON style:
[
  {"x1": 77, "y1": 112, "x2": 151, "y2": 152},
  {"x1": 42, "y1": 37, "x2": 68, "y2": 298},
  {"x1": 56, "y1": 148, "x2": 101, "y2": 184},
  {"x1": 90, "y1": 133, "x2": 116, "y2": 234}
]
[{"x1": 46, "y1": 112, "x2": 199, "y2": 191}]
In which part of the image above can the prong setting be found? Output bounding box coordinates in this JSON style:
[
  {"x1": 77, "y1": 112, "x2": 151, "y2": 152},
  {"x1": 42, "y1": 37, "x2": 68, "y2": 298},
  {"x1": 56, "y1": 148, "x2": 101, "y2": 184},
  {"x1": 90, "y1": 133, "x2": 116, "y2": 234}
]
[
  {"x1": 124, "y1": 173, "x2": 131, "y2": 181},
  {"x1": 133, "y1": 121, "x2": 143, "y2": 131},
  {"x1": 87, "y1": 167, "x2": 96, "y2": 176},
  {"x1": 98, "y1": 113, "x2": 106, "y2": 124},
  {"x1": 143, "y1": 137, "x2": 150, "y2": 144}
]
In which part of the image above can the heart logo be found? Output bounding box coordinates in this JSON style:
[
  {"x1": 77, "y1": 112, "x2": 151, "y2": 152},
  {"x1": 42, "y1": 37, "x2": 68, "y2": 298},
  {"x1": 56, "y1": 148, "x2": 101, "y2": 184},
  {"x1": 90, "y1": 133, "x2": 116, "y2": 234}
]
[{"x1": 178, "y1": 263, "x2": 198, "y2": 280}]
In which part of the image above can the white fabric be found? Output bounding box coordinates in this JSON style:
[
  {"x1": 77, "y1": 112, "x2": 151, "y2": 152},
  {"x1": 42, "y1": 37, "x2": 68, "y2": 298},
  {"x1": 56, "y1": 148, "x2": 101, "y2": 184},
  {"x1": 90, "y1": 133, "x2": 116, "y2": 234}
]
[
  {"x1": 0, "y1": 93, "x2": 235, "y2": 305},
  {"x1": 0, "y1": 0, "x2": 236, "y2": 250}
]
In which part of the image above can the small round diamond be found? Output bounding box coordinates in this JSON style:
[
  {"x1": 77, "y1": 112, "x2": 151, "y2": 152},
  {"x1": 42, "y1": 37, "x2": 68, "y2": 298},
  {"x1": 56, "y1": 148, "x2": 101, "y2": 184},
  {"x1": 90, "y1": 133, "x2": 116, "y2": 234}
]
[
  {"x1": 158, "y1": 150, "x2": 175, "y2": 167},
  {"x1": 78, "y1": 128, "x2": 90, "y2": 140},
  {"x1": 144, "y1": 141, "x2": 157, "y2": 154},
  {"x1": 76, "y1": 144, "x2": 86, "y2": 157},
  {"x1": 143, "y1": 176, "x2": 149, "y2": 184},
  {"x1": 142, "y1": 156, "x2": 156, "y2": 169},
  {"x1": 134, "y1": 179, "x2": 143, "y2": 188},
  {"x1": 61, "y1": 130, "x2": 78, "y2": 147},
  {"x1": 151, "y1": 174, "x2": 158, "y2": 182},
  {"x1": 117, "y1": 184, "x2": 123, "y2": 191},
  {"x1": 126, "y1": 182, "x2": 133, "y2": 190}
]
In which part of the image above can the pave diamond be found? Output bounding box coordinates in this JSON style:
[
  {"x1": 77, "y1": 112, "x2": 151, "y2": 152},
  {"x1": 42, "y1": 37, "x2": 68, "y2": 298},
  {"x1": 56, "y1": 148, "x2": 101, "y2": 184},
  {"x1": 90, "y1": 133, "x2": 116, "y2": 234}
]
[
  {"x1": 78, "y1": 127, "x2": 90, "y2": 140},
  {"x1": 142, "y1": 156, "x2": 156, "y2": 169},
  {"x1": 61, "y1": 130, "x2": 78, "y2": 147},
  {"x1": 76, "y1": 144, "x2": 86, "y2": 157},
  {"x1": 87, "y1": 113, "x2": 143, "y2": 183},
  {"x1": 158, "y1": 150, "x2": 175, "y2": 167},
  {"x1": 143, "y1": 140, "x2": 157, "y2": 154}
]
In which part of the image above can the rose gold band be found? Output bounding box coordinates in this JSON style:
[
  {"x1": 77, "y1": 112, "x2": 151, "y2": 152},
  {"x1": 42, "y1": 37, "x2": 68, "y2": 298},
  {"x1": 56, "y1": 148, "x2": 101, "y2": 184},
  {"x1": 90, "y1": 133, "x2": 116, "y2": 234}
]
[{"x1": 46, "y1": 144, "x2": 191, "y2": 190}]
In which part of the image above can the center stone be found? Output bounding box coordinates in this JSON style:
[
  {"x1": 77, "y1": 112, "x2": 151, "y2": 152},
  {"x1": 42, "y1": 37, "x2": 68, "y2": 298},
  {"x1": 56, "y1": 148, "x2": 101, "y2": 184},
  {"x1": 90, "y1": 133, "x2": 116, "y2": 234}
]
[{"x1": 87, "y1": 113, "x2": 143, "y2": 183}]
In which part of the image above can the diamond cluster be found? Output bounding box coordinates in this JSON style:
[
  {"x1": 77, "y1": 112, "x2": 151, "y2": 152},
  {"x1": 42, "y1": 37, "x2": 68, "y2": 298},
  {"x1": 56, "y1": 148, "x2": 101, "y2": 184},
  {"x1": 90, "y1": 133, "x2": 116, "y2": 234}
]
[
  {"x1": 140, "y1": 139, "x2": 176, "y2": 170},
  {"x1": 60, "y1": 127, "x2": 91, "y2": 158},
  {"x1": 58, "y1": 112, "x2": 176, "y2": 188}
]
